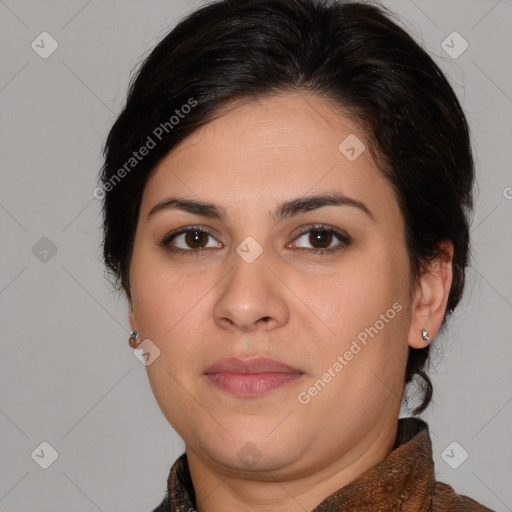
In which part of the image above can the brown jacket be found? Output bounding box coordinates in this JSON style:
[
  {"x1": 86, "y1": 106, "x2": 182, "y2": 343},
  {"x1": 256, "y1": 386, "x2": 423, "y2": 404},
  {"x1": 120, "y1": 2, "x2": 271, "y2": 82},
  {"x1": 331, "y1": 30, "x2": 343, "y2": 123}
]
[{"x1": 151, "y1": 417, "x2": 495, "y2": 511}]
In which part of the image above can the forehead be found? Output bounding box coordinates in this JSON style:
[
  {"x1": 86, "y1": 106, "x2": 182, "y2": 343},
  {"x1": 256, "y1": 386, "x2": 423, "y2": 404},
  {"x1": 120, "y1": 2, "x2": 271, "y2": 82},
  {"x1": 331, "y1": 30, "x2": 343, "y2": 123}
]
[
  {"x1": 140, "y1": 92, "x2": 400, "y2": 225},
  {"x1": 169, "y1": 92, "x2": 367, "y2": 161}
]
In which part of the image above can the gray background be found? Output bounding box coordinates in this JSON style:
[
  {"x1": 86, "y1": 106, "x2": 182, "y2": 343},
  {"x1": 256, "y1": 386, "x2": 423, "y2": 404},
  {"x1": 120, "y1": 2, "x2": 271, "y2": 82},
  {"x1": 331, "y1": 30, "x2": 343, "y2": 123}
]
[{"x1": 0, "y1": 0, "x2": 511, "y2": 511}]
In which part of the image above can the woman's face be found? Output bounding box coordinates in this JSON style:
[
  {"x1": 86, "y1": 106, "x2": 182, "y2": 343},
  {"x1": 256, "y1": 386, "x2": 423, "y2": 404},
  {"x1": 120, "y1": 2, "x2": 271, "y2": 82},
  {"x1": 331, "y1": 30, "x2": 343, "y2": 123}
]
[{"x1": 128, "y1": 92, "x2": 422, "y2": 478}]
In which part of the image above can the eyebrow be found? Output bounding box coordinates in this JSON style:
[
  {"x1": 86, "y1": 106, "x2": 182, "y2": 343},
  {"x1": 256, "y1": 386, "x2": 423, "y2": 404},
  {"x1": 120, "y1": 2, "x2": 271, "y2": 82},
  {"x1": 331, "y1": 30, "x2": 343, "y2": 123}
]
[{"x1": 146, "y1": 192, "x2": 375, "y2": 223}]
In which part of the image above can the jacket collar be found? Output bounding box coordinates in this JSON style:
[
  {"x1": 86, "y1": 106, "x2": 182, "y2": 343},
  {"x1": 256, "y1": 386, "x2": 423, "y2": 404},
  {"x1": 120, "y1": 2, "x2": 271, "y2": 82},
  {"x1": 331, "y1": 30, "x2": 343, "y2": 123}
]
[{"x1": 164, "y1": 417, "x2": 433, "y2": 511}]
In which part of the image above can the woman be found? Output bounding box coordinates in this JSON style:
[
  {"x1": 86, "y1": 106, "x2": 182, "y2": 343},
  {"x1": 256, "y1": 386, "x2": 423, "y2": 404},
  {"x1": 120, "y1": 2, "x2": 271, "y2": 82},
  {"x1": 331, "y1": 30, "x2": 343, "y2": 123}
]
[{"x1": 99, "y1": 0, "x2": 495, "y2": 510}]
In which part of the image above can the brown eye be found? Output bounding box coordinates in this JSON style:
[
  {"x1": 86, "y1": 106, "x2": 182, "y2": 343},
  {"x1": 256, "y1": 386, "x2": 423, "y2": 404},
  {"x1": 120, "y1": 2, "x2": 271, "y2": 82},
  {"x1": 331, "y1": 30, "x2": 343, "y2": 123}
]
[
  {"x1": 292, "y1": 225, "x2": 351, "y2": 255},
  {"x1": 185, "y1": 230, "x2": 209, "y2": 248},
  {"x1": 161, "y1": 227, "x2": 222, "y2": 254},
  {"x1": 308, "y1": 230, "x2": 333, "y2": 249}
]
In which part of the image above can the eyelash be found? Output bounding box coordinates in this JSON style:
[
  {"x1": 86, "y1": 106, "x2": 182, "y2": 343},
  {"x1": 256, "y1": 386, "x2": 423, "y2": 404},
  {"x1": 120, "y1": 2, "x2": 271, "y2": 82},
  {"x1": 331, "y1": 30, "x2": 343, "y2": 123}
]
[{"x1": 159, "y1": 224, "x2": 351, "y2": 257}]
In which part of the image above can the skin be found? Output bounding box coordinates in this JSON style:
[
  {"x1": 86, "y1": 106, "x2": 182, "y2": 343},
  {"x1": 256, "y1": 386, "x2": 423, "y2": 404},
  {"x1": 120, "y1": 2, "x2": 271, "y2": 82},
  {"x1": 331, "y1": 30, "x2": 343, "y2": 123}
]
[{"x1": 128, "y1": 92, "x2": 453, "y2": 512}]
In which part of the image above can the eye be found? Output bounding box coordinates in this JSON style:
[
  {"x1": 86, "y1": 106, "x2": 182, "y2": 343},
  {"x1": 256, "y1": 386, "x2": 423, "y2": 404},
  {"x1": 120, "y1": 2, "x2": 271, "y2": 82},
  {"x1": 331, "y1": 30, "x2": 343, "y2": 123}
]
[
  {"x1": 160, "y1": 224, "x2": 351, "y2": 257},
  {"x1": 290, "y1": 224, "x2": 351, "y2": 255},
  {"x1": 160, "y1": 226, "x2": 222, "y2": 255}
]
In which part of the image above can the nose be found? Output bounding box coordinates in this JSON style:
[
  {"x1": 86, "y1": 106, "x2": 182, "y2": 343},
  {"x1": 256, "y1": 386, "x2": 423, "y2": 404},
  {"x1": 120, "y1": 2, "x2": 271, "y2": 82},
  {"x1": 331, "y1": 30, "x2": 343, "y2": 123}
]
[{"x1": 212, "y1": 252, "x2": 289, "y2": 332}]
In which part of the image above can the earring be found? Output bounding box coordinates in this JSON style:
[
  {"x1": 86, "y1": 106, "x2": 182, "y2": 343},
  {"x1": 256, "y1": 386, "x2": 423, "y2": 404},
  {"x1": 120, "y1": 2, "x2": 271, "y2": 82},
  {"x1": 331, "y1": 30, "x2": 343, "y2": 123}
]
[
  {"x1": 129, "y1": 330, "x2": 141, "y2": 349},
  {"x1": 421, "y1": 329, "x2": 430, "y2": 343}
]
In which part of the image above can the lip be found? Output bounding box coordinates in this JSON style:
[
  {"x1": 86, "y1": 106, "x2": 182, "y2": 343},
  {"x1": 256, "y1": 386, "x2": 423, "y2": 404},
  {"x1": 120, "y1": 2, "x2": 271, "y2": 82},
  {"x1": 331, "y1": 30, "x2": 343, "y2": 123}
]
[
  {"x1": 205, "y1": 356, "x2": 303, "y2": 374},
  {"x1": 204, "y1": 357, "x2": 305, "y2": 397}
]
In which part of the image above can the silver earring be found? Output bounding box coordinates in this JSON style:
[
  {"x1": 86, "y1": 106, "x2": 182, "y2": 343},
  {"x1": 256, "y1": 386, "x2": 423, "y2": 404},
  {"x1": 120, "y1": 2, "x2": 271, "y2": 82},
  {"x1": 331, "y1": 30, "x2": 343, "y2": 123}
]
[
  {"x1": 421, "y1": 329, "x2": 430, "y2": 342},
  {"x1": 129, "y1": 330, "x2": 141, "y2": 349}
]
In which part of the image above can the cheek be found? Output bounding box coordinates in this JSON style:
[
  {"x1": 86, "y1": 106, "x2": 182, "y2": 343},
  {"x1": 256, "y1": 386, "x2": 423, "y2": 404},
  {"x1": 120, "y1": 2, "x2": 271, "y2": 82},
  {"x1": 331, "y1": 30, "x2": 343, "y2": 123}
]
[
  {"x1": 129, "y1": 241, "x2": 204, "y2": 340},
  {"x1": 311, "y1": 258, "x2": 402, "y2": 330},
  {"x1": 301, "y1": 249, "x2": 410, "y2": 379},
  {"x1": 129, "y1": 256, "x2": 211, "y2": 428},
  {"x1": 129, "y1": 249, "x2": 215, "y2": 390},
  {"x1": 298, "y1": 279, "x2": 408, "y2": 418}
]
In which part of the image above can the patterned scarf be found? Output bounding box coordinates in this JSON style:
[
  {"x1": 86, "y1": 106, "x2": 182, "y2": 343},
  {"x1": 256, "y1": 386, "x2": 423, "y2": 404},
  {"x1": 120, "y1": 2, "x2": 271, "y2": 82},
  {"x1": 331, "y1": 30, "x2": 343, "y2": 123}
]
[{"x1": 151, "y1": 417, "x2": 494, "y2": 511}]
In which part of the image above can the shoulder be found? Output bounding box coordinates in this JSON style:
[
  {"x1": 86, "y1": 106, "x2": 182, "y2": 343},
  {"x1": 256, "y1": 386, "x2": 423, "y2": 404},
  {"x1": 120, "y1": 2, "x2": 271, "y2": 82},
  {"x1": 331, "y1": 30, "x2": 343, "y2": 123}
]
[{"x1": 432, "y1": 481, "x2": 496, "y2": 511}]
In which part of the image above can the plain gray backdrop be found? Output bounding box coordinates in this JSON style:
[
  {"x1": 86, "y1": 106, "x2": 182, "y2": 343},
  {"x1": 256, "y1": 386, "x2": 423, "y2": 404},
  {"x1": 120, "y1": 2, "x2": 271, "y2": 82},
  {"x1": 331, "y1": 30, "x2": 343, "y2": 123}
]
[{"x1": 1, "y1": 0, "x2": 511, "y2": 511}]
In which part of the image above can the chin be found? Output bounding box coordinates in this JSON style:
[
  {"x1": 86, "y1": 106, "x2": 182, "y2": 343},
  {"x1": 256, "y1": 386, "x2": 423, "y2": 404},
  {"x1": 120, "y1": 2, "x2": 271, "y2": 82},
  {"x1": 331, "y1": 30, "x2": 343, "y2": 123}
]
[{"x1": 207, "y1": 442, "x2": 302, "y2": 475}]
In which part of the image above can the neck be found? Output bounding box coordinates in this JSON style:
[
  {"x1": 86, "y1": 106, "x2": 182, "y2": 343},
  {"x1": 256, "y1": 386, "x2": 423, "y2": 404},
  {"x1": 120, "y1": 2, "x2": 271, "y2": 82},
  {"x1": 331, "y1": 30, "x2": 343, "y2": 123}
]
[{"x1": 186, "y1": 418, "x2": 398, "y2": 512}]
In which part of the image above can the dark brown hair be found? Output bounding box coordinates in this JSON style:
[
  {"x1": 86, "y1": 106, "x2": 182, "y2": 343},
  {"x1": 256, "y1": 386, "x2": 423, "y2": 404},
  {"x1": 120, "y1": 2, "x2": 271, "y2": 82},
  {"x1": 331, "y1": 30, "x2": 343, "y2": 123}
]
[{"x1": 99, "y1": 0, "x2": 475, "y2": 414}]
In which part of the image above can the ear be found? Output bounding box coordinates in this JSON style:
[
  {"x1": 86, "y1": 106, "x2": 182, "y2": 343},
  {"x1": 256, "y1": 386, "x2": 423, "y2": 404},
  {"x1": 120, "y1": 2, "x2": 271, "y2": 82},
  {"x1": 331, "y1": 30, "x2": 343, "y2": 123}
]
[
  {"x1": 408, "y1": 240, "x2": 454, "y2": 349},
  {"x1": 128, "y1": 300, "x2": 138, "y2": 333}
]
